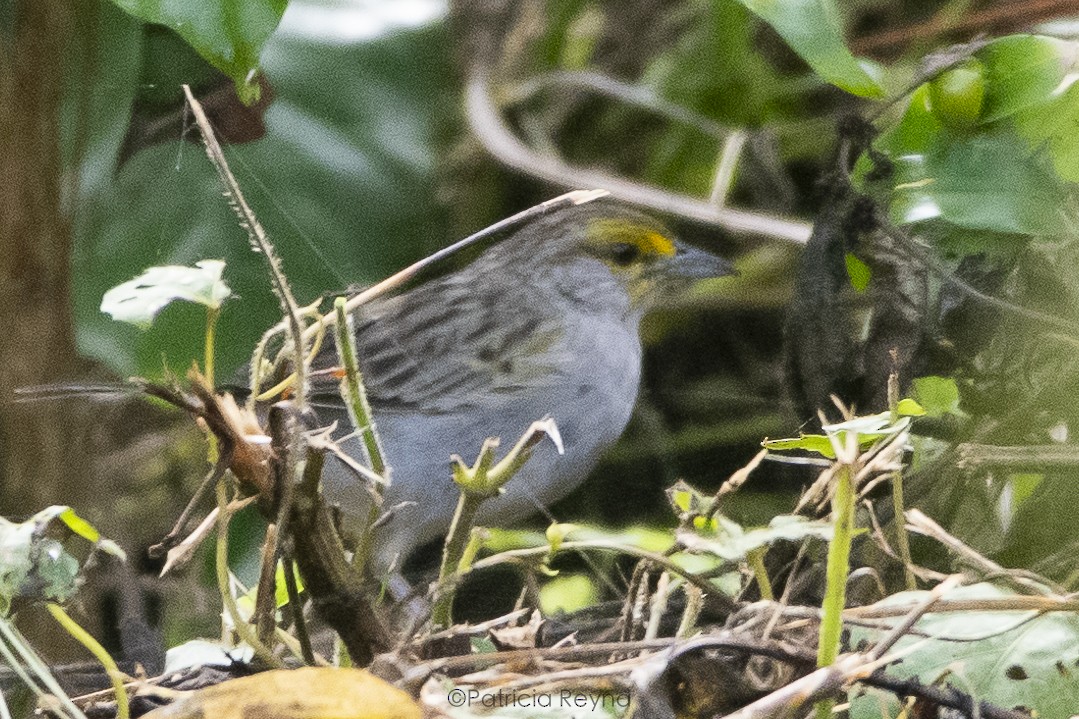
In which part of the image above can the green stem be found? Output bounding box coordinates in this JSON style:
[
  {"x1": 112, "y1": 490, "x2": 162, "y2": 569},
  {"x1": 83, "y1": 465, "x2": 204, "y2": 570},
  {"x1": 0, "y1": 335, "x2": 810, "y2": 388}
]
[
  {"x1": 886, "y1": 374, "x2": 916, "y2": 591},
  {"x1": 891, "y1": 471, "x2": 917, "y2": 590},
  {"x1": 432, "y1": 492, "x2": 485, "y2": 628},
  {"x1": 0, "y1": 619, "x2": 87, "y2": 719},
  {"x1": 333, "y1": 298, "x2": 386, "y2": 478},
  {"x1": 747, "y1": 548, "x2": 774, "y2": 601},
  {"x1": 215, "y1": 481, "x2": 284, "y2": 668},
  {"x1": 282, "y1": 555, "x2": 315, "y2": 666},
  {"x1": 430, "y1": 420, "x2": 563, "y2": 628},
  {"x1": 204, "y1": 306, "x2": 219, "y2": 387},
  {"x1": 46, "y1": 603, "x2": 128, "y2": 719},
  {"x1": 334, "y1": 297, "x2": 389, "y2": 573},
  {"x1": 335, "y1": 637, "x2": 352, "y2": 668},
  {"x1": 815, "y1": 465, "x2": 855, "y2": 719},
  {"x1": 458, "y1": 527, "x2": 487, "y2": 572},
  {"x1": 205, "y1": 306, "x2": 221, "y2": 463}
]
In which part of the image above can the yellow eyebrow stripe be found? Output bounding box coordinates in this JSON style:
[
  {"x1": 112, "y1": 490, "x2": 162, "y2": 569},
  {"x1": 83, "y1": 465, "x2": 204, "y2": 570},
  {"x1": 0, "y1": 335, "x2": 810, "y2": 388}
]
[{"x1": 587, "y1": 219, "x2": 676, "y2": 257}]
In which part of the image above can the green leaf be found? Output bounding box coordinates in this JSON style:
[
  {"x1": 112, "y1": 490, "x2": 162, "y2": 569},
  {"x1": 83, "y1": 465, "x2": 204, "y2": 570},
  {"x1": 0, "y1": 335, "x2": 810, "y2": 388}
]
[
  {"x1": 234, "y1": 560, "x2": 304, "y2": 622},
  {"x1": 888, "y1": 128, "x2": 1068, "y2": 236},
  {"x1": 106, "y1": 0, "x2": 288, "y2": 103},
  {"x1": 56, "y1": 507, "x2": 101, "y2": 543},
  {"x1": 134, "y1": 25, "x2": 224, "y2": 109},
  {"x1": 734, "y1": 0, "x2": 883, "y2": 98},
  {"x1": 1007, "y1": 473, "x2": 1043, "y2": 518},
  {"x1": 996, "y1": 474, "x2": 1079, "y2": 570},
  {"x1": 649, "y1": 0, "x2": 791, "y2": 128},
  {"x1": 679, "y1": 515, "x2": 835, "y2": 562},
  {"x1": 894, "y1": 398, "x2": 926, "y2": 417},
  {"x1": 911, "y1": 376, "x2": 961, "y2": 417},
  {"x1": 0, "y1": 507, "x2": 124, "y2": 616},
  {"x1": 929, "y1": 223, "x2": 1029, "y2": 261},
  {"x1": 540, "y1": 574, "x2": 599, "y2": 615},
  {"x1": 665, "y1": 479, "x2": 715, "y2": 518},
  {"x1": 872, "y1": 46, "x2": 1076, "y2": 240},
  {"x1": 274, "y1": 561, "x2": 303, "y2": 608},
  {"x1": 762, "y1": 434, "x2": 836, "y2": 458},
  {"x1": 849, "y1": 584, "x2": 1079, "y2": 719},
  {"x1": 545, "y1": 523, "x2": 576, "y2": 553},
  {"x1": 1016, "y1": 80, "x2": 1079, "y2": 184},
  {"x1": 765, "y1": 412, "x2": 915, "y2": 458},
  {"x1": 880, "y1": 85, "x2": 942, "y2": 156},
  {"x1": 822, "y1": 411, "x2": 907, "y2": 436},
  {"x1": 844, "y1": 252, "x2": 871, "y2": 292},
  {"x1": 100, "y1": 259, "x2": 231, "y2": 328},
  {"x1": 978, "y1": 35, "x2": 1079, "y2": 123}
]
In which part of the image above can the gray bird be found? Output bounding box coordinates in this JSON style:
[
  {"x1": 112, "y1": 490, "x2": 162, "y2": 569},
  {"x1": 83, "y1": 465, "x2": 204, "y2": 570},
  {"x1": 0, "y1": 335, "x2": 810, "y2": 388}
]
[{"x1": 305, "y1": 199, "x2": 733, "y2": 574}]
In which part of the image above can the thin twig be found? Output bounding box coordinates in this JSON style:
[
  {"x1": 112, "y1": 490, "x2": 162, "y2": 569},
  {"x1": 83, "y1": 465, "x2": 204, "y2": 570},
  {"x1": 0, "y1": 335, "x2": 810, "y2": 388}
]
[
  {"x1": 644, "y1": 572, "x2": 672, "y2": 641},
  {"x1": 887, "y1": 368, "x2": 917, "y2": 590},
  {"x1": 459, "y1": 540, "x2": 740, "y2": 614},
  {"x1": 416, "y1": 634, "x2": 812, "y2": 676},
  {"x1": 877, "y1": 216, "x2": 1079, "y2": 348},
  {"x1": 851, "y1": 0, "x2": 1079, "y2": 56},
  {"x1": 906, "y1": 509, "x2": 1064, "y2": 595},
  {"x1": 418, "y1": 609, "x2": 531, "y2": 644},
  {"x1": 706, "y1": 449, "x2": 768, "y2": 520},
  {"x1": 465, "y1": 71, "x2": 811, "y2": 244},
  {"x1": 862, "y1": 500, "x2": 948, "y2": 583},
  {"x1": 182, "y1": 84, "x2": 309, "y2": 408},
  {"x1": 866, "y1": 574, "x2": 962, "y2": 661},
  {"x1": 957, "y1": 442, "x2": 1079, "y2": 471},
  {"x1": 509, "y1": 70, "x2": 731, "y2": 140},
  {"x1": 149, "y1": 459, "x2": 227, "y2": 559},
  {"x1": 709, "y1": 130, "x2": 749, "y2": 207},
  {"x1": 845, "y1": 595, "x2": 1079, "y2": 618},
  {"x1": 761, "y1": 541, "x2": 809, "y2": 641},
  {"x1": 158, "y1": 497, "x2": 257, "y2": 577}
]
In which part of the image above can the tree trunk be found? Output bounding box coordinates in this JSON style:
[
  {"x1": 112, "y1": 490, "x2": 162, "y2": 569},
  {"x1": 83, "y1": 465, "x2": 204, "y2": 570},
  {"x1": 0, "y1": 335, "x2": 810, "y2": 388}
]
[{"x1": 0, "y1": 0, "x2": 90, "y2": 517}]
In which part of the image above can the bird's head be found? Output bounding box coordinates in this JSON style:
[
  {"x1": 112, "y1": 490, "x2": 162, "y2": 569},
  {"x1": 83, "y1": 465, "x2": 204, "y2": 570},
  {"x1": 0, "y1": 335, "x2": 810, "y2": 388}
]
[
  {"x1": 467, "y1": 198, "x2": 734, "y2": 317},
  {"x1": 578, "y1": 211, "x2": 734, "y2": 311},
  {"x1": 486, "y1": 200, "x2": 734, "y2": 317}
]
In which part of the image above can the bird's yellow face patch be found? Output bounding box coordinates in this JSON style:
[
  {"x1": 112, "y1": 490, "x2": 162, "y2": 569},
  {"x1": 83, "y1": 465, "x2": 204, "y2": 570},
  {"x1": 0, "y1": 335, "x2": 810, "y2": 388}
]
[
  {"x1": 585, "y1": 218, "x2": 677, "y2": 305},
  {"x1": 586, "y1": 218, "x2": 677, "y2": 264}
]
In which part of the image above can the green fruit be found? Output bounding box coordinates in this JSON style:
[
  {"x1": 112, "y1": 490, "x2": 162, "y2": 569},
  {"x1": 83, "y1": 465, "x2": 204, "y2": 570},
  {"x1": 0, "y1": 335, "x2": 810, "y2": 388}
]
[{"x1": 929, "y1": 60, "x2": 986, "y2": 131}]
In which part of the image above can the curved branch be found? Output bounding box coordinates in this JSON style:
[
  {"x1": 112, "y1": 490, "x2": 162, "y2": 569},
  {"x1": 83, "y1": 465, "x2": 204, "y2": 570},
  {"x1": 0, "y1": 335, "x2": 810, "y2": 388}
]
[{"x1": 465, "y1": 70, "x2": 812, "y2": 245}]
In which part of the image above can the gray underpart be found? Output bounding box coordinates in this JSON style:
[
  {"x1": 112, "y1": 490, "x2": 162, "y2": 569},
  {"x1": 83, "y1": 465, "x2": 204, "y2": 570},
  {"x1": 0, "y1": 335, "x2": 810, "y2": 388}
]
[{"x1": 319, "y1": 307, "x2": 643, "y2": 575}]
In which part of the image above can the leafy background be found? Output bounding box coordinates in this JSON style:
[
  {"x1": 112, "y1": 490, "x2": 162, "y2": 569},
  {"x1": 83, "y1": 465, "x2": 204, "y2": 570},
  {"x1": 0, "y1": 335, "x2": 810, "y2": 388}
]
[
  {"x1": 7, "y1": 2, "x2": 1079, "y2": 714},
  {"x1": 72, "y1": 0, "x2": 452, "y2": 379}
]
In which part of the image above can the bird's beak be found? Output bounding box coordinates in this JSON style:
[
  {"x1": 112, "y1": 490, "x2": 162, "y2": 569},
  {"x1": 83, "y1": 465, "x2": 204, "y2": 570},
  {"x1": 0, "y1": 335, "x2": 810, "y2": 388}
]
[{"x1": 669, "y1": 243, "x2": 736, "y2": 279}]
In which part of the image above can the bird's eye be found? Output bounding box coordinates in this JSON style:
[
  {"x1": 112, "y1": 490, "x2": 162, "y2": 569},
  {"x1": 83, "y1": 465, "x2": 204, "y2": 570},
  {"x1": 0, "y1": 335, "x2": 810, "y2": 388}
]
[{"x1": 610, "y1": 242, "x2": 640, "y2": 266}]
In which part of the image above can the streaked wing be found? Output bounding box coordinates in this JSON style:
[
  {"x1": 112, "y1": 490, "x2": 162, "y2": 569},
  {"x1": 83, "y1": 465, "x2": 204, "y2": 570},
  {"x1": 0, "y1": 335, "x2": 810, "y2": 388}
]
[{"x1": 308, "y1": 274, "x2": 564, "y2": 414}]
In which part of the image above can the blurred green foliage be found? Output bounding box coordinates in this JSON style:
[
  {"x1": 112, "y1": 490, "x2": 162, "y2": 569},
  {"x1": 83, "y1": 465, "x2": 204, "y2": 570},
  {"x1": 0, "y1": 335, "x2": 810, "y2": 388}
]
[
  {"x1": 57, "y1": 1, "x2": 1079, "y2": 684},
  {"x1": 72, "y1": 1, "x2": 452, "y2": 378},
  {"x1": 108, "y1": 0, "x2": 288, "y2": 103}
]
